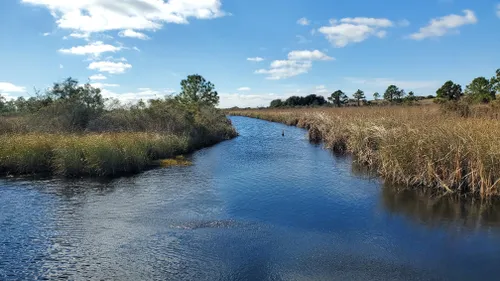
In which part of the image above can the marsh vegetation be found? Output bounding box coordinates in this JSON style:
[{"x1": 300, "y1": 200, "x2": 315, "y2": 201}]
[{"x1": 0, "y1": 74, "x2": 236, "y2": 177}]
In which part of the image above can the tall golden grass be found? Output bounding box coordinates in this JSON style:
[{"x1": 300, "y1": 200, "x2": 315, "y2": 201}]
[
  {"x1": 0, "y1": 133, "x2": 191, "y2": 177},
  {"x1": 229, "y1": 106, "x2": 500, "y2": 197}
]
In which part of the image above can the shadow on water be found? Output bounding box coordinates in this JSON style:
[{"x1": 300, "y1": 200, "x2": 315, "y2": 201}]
[{"x1": 381, "y1": 185, "x2": 500, "y2": 232}]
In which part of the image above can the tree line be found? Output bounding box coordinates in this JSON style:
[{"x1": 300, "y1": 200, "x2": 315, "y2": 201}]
[{"x1": 269, "y1": 68, "x2": 500, "y2": 108}]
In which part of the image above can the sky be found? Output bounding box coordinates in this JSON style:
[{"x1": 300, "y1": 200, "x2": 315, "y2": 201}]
[{"x1": 0, "y1": 0, "x2": 500, "y2": 108}]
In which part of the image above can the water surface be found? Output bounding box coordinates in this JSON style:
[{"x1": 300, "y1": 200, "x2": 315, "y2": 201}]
[{"x1": 1, "y1": 116, "x2": 500, "y2": 280}]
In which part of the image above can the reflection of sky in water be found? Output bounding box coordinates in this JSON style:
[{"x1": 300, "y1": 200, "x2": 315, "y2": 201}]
[{"x1": 1, "y1": 116, "x2": 500, "y2": 280}]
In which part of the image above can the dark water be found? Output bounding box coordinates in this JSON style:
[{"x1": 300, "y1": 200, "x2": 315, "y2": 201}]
[{"x1": 2, "y1": 116, "x2": 500, "y2": 281}]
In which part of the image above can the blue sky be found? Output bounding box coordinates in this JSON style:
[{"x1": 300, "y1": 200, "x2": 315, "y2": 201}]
[{"x1": 1, "y1": 0, "x2": 499, "y2": 108}]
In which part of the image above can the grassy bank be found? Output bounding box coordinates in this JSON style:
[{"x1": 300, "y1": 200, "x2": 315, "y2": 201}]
[
  {"x1": 229, "y1": 106, "x2": 500, "y2": 198},
  {"x1": 0, "y1": 76, "x2": 237, "y2": 177}
]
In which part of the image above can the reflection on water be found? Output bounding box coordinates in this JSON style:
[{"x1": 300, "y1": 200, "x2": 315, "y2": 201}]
[
  {"x1": 381, "y1": 186, "x2": 500, "y2": 232},
  {"x1": 1, "y1": 116, "x2": 500, "y2": 281}
]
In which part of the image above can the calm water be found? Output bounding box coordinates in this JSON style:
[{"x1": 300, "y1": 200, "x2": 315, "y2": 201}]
[{"x1": 2, "y1": 116, "x2": 500, "y2": 281}]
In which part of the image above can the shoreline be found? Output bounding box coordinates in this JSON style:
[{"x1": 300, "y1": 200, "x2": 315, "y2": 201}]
[{"x1": 229, "y1": 106, "x2": 500, "y2": 198}]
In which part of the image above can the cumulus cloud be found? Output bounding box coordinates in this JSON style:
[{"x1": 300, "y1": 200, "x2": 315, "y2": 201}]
[
  {"x1": 59, "y1": 41, "x2": 122, "y2": 56},
  {"x1": 88, "y1": 61, "x2": 132, "y2": 74},
  {"x1": 237, "y1": 87, "x2": 251, "y2": 91},
  {"x1": 21, "y1": 0, "x2": 227, "y2": 34},
  {"x1": 43, "y1": 32, "x2": 51, "y2": 36},
  {"x1": 0, "y1": 82, "x2": 26, "y2": 94},
  {"x1": 256, "y1": 60, "x2": 312, "y2": 80},
  {"x1": 288, "y1": 50, "x2": 333, "y2": 61},
  {"x1": 119, "y1": 29, "x2": 150, "y2": 40},
  {"x1": 89, "y1": 74, "x2": 107, "y2": 80},
  {"x1": 247, "y1": 57, "x2": 264, "y2": 62},
  {"x1": 318, "y1": 17, "x2": 394, "y2": 47},
  {"x1": 409, "y1": 10, "x2": 477, "y2": 40},
  {"x1": 255, "y1": 50, "x2": 333, "y2": 80},
  {"x1": 297, "y1": 17, "x2": 310, "y2": 26}
]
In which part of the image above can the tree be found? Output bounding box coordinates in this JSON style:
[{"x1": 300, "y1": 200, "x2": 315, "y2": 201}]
[
  {"x1": 436, "y1": 81, "x2": 463, "y2": 101},
  {"x1": 270, "y1": 99, "x2": 284, "y2": 108},
  {"x1": 493, "y1": 69, "x2": 500, "y2": 94},
  {"x1": 465, "y1": 77, "x2": 495, "y2": 103},
  {"x1": 176, "y1": 74, "x2": 219, "y2": 106},
  {"x1": 353, "y1": 89, "x2": 365, "y2": 106},
  {"x1": 384, "y1": 85, "x2": 401, "y2": 102},
  {"x1": 328, "y1": 90, "x2": 348, "y2": 107},
  {"x1": 373, "y1": 92, "x2": 380, "y2": 101}
]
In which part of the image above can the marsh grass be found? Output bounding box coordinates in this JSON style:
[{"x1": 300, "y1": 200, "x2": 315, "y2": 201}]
[
  {"x1": 229, "y1": 106, "x2": 500, "y2": 197},
  {"x1": 0, "y1": 133, "x2": 194, "y2": 177}
]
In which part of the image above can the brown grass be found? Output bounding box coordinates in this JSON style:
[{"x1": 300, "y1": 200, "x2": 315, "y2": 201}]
[{"x1": 229, "y1": 105, "x2": 500, "y2": 198}]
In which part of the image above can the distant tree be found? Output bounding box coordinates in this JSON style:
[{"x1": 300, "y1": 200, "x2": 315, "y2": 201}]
[
  {"x1": 384, "y1": 85, "x2": 402, "y2": 102},
  {"x1": 353, "y1": 89, "x2": 365, "y2": 106},
  {"x1": 176, "y1": 74, "x2": 219, "y2": 106},
  {"x1": 465, "y1": 77, "x2": 495, "y2": 103},
  {"x1": 407, "y1": 91, "x2": 416, "y2": 100},
  {"x1": 373, "y1": 92, "x2": 380, "y2": 101},
  {"x1": 436, "y1": 81, "x2": 463, "y2": 101},
  {"x1": 328, "y1": 90, "x2": 348, "y2": 107},
  {"x1": 270, "y1": 99, "x2": 284, "y2": 108},
  {"x1": 492, "y1": 69, "x2": 500, "y2": 94}
]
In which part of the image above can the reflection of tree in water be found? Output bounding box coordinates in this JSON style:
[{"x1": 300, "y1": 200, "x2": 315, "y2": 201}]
[{"x1": 381, "y1": 185, "x2": 500, "y2": 232}]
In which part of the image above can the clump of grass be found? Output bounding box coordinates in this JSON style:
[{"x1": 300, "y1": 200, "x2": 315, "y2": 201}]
[{"x1": 229, "y1": 106, "x2": 500, "y2": 198}]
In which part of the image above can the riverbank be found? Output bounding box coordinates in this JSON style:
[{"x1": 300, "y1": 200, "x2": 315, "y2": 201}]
[
  {"x1": 0, "y1": 76, "x2": 237, "y2": 178},
  {"x1": 229, "y1": 106, "x2": 500, "y2": 198}
]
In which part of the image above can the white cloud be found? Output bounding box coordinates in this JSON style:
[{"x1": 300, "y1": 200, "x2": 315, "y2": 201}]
[
  {"x1": 69, "y1": 32, "x2": 91, "y2": 39},
  {"x1": 59, "y1": 64, "x2": 64, "y2": 69},
  {"x1": 88, "y1": 61, "x2": 132, "y2": 74},
  {"x1": 345, "y1": 77, "x2": 441, "y2": 92},
  {"x1": 237, "y1": 87, "x2": 251, "y2": 91},
  {"x1": 219, "y1": 93, "x2": 289, "y2": 108},
  {"x1": 43, "y1": 32, "x2": 51, "y2": 36},
  {"x1": 496, "y1": 4, "x2": 500, "y2": 18},
  {"x1": 288, "y1": 50, "x2": 334, "y2": 61},
  {"x1": 21, "y1": 0, "x2": 226, "y2": 34},
  {"x1": 256, "y1": 60, "x2": 312, "y2": 80},
  {"x1": 100, "y1": 88, "x2": 174, "y2": 103},
  {"x1": 89, "y1": 74, "x2": 107, "y2": 80},
  {"x1": 409, "y1": 10, "x2": 477, "y2": 40},
  {"x1": 318, "y1": 17, "x2": 394, "y2": 47},
  {"x1": 119, "y1": 29, "x2": 150, "y2": 40},
  {"x1": 255, "y1": 50, "x2": 333, "y2": 80},
  {"x1": 247, "y1": 57, "x2": 264, "y2": 62},
  {"x1": 90, "y1": 83, "x2": 120, "y2": 88},
  {"x1": 59, "y1": 41, "x2": 122, "y2": 56},
  {"x1": 297, "y1": 17, "x2": 310, "y2": 26},
  {"x1": 0, "y1": 82, "x2": 26, "y2": 93}
]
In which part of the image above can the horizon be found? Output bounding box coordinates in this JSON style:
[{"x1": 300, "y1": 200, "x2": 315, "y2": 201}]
[{"x1": 1, "y1": 0, "x2": 500, "y2": 108}]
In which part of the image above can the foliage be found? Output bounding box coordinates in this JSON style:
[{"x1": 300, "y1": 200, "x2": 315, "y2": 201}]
[
  {"x1": 175, "y1": 74, "x2": 219, "y2": 107},
  {"x1": 373, "y1": 92, "x2": 380, "y2": 101},
  {"x1": 465, "y1": 77, "x2": 496, "y2": 103},
  {"x1": 328, "y1": 90, "x2": 348, "y2": 107},
  {"x1": 269, "y1": 94, "x2": 327, "y2": 108},
  {"x1": 435, "y1": 80, "x2": 463, "y2": 102},
  {"x1": 353, "y1": 89, "x2": 366, "y2": 106},
  {"x1": 0, "y1": 75, "x2": 236, "y2": 177},
  {"x1": 383, "y1": 85, "x2": 405, "y2": 102}
]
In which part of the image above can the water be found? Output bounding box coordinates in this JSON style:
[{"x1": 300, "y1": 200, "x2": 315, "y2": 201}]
[{"x1": 2, "y1": 116, "x2": 500, "y2": 280}]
